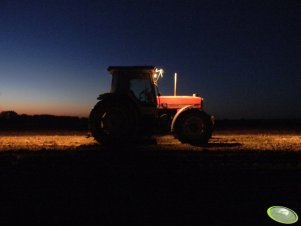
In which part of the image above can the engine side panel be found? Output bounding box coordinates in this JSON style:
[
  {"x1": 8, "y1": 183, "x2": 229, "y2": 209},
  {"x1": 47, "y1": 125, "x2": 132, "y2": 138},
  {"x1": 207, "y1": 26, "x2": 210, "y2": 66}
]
[{"x1": 157, "y1": 95, "x2": 203, "y2": 110}]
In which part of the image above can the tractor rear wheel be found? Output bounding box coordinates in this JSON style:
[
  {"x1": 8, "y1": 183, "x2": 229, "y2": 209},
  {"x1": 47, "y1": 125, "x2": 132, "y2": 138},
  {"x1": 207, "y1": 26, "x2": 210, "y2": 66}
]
[
  {"x1": 174, "y1": 110, "x2": 212, "y2": 145},
  {"x1": 89, "y1": 98, "x2": 138, "y2": 145}
]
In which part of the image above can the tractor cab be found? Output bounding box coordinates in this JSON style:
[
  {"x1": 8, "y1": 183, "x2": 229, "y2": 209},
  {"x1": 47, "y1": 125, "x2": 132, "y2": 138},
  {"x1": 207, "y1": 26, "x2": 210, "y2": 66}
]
[{"x1": 108, "y1": 66, "x2": 158, "y2": 107}]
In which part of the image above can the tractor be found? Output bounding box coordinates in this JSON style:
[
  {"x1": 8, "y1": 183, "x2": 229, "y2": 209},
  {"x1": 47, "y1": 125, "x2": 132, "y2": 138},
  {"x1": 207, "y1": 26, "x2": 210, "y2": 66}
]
[{"x1": 89, "y1": 66, "x2": 214, "y2": 145}]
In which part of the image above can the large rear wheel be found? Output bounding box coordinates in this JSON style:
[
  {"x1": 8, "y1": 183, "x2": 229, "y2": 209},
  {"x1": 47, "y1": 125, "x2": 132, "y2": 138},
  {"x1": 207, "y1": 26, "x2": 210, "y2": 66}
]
[
  {"x1": 173, "y1": 110, "x2": 213, "y2": 145},
  {"x1": 89, "y1": 98, "x2": 138, "y2": 145}
]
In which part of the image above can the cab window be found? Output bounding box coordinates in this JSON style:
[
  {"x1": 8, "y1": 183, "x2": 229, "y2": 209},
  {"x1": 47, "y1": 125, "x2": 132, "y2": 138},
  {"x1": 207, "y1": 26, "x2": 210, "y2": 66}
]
[{"x1": 129, "y1": 76, "x2": 154, "y2": 104}]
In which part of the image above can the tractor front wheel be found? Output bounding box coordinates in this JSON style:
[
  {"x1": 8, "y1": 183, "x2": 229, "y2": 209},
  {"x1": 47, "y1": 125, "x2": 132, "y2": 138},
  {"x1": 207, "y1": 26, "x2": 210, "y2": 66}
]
[{"x1": 174, "y1": 110, "x2": 212, "y2": 145}]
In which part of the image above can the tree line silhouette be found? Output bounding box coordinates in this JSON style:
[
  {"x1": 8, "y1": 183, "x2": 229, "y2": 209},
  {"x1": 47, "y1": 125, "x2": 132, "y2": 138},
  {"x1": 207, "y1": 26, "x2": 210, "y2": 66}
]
[
  {"x1": 0, "y1": 111, "x2": 88, "y2": 131},
  {"x1": 0, "y1": 110, "x2": 300, "y2": 132},
  {"x1": 215, "y1": 118, "x2": 301, "y2": 131}
]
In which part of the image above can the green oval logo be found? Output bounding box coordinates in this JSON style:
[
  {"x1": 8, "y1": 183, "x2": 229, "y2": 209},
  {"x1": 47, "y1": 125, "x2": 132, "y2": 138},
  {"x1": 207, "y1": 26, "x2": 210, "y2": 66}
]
[{"x1": 267, "y1": 206, "x2": 298, "y2": 224}]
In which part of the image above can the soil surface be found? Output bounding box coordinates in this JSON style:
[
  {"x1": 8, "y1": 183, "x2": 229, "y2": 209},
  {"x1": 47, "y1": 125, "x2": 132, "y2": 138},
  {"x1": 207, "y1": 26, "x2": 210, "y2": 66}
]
[
  {"x1": 0, "y1": 129, "x2": 300, "y2": 152},
  {"x1": 0, "y1": 129, "x2": 301, "y2": 226}
]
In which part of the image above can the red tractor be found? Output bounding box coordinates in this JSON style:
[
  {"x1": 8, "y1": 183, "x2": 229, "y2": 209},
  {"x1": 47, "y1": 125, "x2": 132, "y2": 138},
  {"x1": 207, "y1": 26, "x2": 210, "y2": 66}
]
[{"x1": 89, "y1": 66, "x2": 214, "y2": 145}]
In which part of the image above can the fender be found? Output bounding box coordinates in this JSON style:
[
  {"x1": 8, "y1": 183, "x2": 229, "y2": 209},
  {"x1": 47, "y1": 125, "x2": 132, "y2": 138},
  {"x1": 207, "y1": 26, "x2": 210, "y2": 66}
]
[
  {"x1": 95, "y1": 92, "x2": 139, "y2": 121},
  {"x1": 97, "y1": 92, "x2": 137, "y2": 107},
  {"x1": 171, "y1": 105, "x2": 201, "y2": 132},
  {"x1": 97, "y1": 93, "x2": 113, "y2": 101}
]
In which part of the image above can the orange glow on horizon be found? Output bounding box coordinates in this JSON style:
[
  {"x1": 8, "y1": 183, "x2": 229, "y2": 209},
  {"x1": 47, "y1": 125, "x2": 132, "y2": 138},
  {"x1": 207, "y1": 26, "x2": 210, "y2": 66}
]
[{"x1": 1, "y1": 101, "x2": 90, "y2": 117}]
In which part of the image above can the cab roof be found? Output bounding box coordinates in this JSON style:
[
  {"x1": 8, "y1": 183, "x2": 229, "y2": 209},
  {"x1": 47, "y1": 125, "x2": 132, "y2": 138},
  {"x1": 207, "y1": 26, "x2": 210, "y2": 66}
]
[{"x1": 107, "y1": 66, "x2": 156, "y2": 74}]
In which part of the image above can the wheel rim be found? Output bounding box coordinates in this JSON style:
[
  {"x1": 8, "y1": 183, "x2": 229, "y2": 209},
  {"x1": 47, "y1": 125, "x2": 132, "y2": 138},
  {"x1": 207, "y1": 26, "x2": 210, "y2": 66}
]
[{"x1": 182, "y1": 116, "x2": 206, "y2": 140}]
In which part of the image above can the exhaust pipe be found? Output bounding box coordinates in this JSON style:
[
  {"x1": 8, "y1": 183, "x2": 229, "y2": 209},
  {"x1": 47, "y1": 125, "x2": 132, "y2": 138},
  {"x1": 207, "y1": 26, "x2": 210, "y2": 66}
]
[{"x1": 174, "y1": 72, "x2": 177, "y2": 96}]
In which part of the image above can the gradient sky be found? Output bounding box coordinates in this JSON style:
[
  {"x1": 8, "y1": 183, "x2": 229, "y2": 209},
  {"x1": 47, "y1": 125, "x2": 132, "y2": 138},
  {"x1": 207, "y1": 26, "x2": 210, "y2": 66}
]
[{"x1": 0, "y1": 0, "x2": 300, "y2": 119}]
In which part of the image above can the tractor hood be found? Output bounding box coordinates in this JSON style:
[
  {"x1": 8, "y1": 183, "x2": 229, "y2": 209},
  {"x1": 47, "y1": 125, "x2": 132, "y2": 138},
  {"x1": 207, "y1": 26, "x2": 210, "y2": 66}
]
[{"x1": 157, "y1": 95, "x2": 203, "y2": 110}]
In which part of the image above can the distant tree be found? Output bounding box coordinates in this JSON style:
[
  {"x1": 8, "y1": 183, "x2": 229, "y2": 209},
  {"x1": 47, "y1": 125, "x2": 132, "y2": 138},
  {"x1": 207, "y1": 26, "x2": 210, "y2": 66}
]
[{"x1": 0, "y1": 111, "x2": 19, "y2": 119}]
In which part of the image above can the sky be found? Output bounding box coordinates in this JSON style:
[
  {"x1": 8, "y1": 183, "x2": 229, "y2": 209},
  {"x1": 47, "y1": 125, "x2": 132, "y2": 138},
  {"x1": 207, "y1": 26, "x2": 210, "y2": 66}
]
[{"x1": 0, "y1": 0, "x2": 300, "y2": 119}]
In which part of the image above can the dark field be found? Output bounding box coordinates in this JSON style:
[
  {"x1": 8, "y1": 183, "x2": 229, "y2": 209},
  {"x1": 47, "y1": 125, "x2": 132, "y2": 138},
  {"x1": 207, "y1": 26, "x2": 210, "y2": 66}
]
[{"x1": 0, "y1": 127, "x2": 301, "y2": 225}]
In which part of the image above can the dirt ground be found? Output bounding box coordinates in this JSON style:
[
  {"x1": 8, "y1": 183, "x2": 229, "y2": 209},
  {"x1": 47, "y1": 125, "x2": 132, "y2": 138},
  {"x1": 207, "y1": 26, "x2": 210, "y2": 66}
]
[
  {"x1": 0, "y1": 130, "x2": 300, "y2": 152},
  {"x1": 0, "y1": 129, "x2": 301, "y2": 226}
]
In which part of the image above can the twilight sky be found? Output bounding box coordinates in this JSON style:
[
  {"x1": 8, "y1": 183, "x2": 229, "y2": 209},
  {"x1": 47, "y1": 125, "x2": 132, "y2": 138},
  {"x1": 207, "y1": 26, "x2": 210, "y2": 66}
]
[{"x1": 0, "y1": 0, "x2": 300, "y2": 119}]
